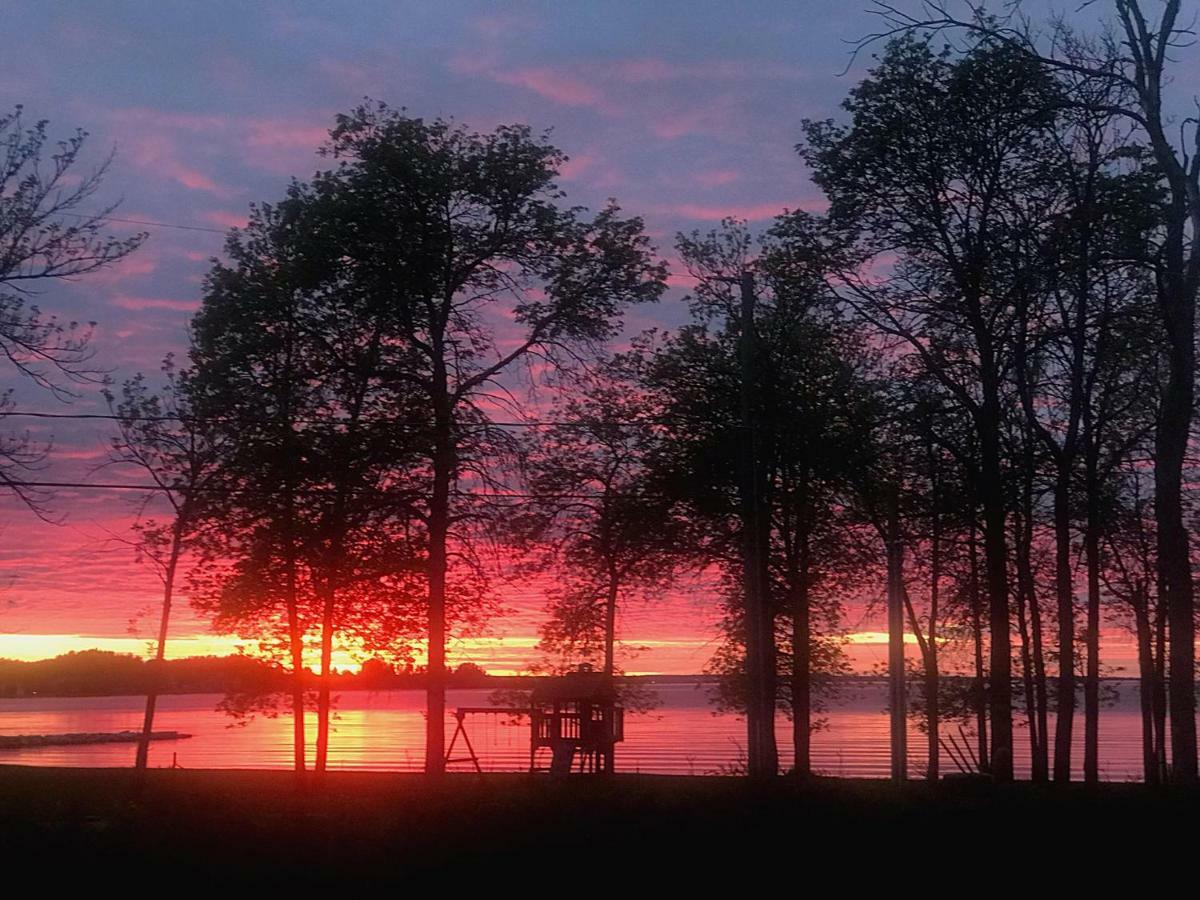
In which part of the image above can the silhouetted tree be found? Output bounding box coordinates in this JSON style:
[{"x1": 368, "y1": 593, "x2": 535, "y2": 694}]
[
  {"x1": 641, "y1": 218, "x2": 869, "y2": 777},
  {"x1": 190, "y1": 181, "x2": 429, "y2": 774},
  {"x1": 1002, "y1": 73, "x2": 1161, "y2": 780},
  {"x1": 802, "y1": 37, "x2": 1069, "y2": 781},
  {"x1": 0, "y1": 106, "x2": 145, "y2": 511},
  {"x1": 105, "y1": 357, "x2": 224, "y2": 770},
  {"x1": 517, "y1": 358, "x2": 682, "y2": 682},
  {"x1": 865, "y1": 0, "x2": 1200, "y2": 786},
  {"x1": 189, "y1": 197, "x2": 325, "y2": 773},
  {"x1": 900, "y1": 390, "x2": 971, "y2": 781},
  {"x1": 317, "y1": 103, "x2": 667, "y2": 773},
  {"x1": 851, "y1": 375, "x2": 959, "y2": 782}
]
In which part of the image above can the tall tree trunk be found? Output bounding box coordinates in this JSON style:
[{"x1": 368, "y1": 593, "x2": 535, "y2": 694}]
[
  {"x1": 921, "y1": 429, "x2": 942, "y2": 782},
  {"x1": 1153, "y1": 591, "x2": 1169, "y2": 783},
  {"x1": 757, "y1": 473, "x2": 779, "y2": 776},
  {"x1": 1046, "y1": 130, "x2": 1097, "y2": 785},
  {"x1": 737, "y1": 272, "x2": 776, "y2": 777},
  {"x1": 790, "y1": 558, "x2": 810, "y2": 779},
  {"x1": 785, "y1": 465, "x2": 811, "y2": 779},
  {"x1": 886, "y1": 494, "x2": 907, "y2": 783},
  {"x1": 282, "y1": 411, "x2": 305, "y2": 775},
  {"x1": 1157, "y1": 345, "x2": 1197, "y2": 781},
  {"x1": 968, "y1": 524, "x2": 989, "y2": 772},
  {"x1": 280, "y1": 311, "x2": 306, "y2": 776},
  {"x1": 314, "y1": 583, "x2": 336, "y2": 773},
  {"x1": 1028, "y1": 562, "x2": 1050, "y2": 781},
  {"x1": 788, "y1": 506, "x2": 812, "y2": 779},
  {"x1": 603, "y1": 573, "x2": 619, "y2": 679},
  {"x1": 924, "y1": 614, "x2": 939, "y2": 781},
  {"x1": 1013, "y1": 564, "x2": 1040, "y2": 780},
  {"x1": 314, "y1": 347, "x2": 373, "y2": 776},
  {"x1": 1134, "y1": 600, "x2": 1159, "y2": 784},
  {"x1": 926, "y1": 506, "x2": 941, "y2": 783},
  {"x1": 135, "y1": 520, "x2": 184, "y2": 771},
  {"x1": 425, "y1": 357, "x2": 452, "y2": 776},
  {"x1": 1083, "y1": 465, "x2": 1102, "y2": 784},
  {"x1": 286, "y1": 550, "x2": 306, "y2": 775},
  {"x1": 902, "y1": 579, "x2": 938, "y2": 783},
  {"x1": 1013, "y1": 449, "x2": 1045, "y2": 781},
  {"x1": 978, "y1": 395, "x2": 1012, "y2": 781},
  {"x1": 1051, "y1": 476, "x2": 1076, "y2": 782},
  {"x1": 602, "y1": 571, "x2": 620, "y2": 774},
  {"x1": 1137, "y1": 34, "x2": 1200, "y2": 782}
]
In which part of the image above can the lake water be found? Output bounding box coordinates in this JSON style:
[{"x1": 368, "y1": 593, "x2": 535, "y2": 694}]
[{"x1": 0, "y1": 680, "x2": 1161, "y2": 780}]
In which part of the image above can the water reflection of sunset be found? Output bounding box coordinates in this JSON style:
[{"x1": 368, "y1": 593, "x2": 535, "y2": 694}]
[{"x1": 0, "y1": 684, "x2": 1155, "y2": 780}]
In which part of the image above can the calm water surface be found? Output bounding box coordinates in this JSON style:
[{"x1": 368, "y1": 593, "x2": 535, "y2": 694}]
[{"x1": 0, "y1": 681, "x2": 1156, "y2": 780}]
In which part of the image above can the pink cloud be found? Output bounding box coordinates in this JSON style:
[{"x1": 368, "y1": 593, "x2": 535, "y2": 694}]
[
  {"x1": 126, "y1": 133, "x2": 234, "y2": 197},
  {"x1": 85, "y1": 253, "x2": 158, "y2": 286},
  {"x1": 658, "y1": 252, "x2": 702, "y2": 290},
  {"x1": 558, "y1": 152, "x2": 597, "y2": 181},
  {"x1": 107, "y1": 106, "x2": 328, "y2": 185},
  {"x1": 51, "y1": 447, "x2": 108, "y2": 462},
  {"x1": 649, "y1": 99, "x2": 738, "y2": 140},
  {"x1": 111, "y1": 295, "x2": 200, "y2": 312},
  {"x1": 446, "y1": 56, "x2": 804, "y2": 145},
  {"x1": 175, "y1": 167, "x2": 225, "y2": 193},
  {"x1": 201, "y1": 210, "x2": 249, "y2": 230},
  {"x1": 492, "y1": 68, "x2": 611, "y2": 111},
  {"x1": 240, "y1": 118, "x2": 329, "y2": 173},
  {"x1": 666, "y1": 270, "x2": 701, "y2": 290}
]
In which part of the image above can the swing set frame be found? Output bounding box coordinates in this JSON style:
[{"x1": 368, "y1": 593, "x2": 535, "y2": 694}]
[{"x1": 444, "y1": 706, "x2": 530, "y2": 773}]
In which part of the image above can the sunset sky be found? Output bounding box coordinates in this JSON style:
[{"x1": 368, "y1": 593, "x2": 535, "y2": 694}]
[{"x1": 0, "y1": 0, "x2": 1147, "y2": 675}]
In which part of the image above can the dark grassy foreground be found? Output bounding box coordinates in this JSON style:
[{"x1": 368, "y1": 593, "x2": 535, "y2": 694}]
[{"x1": 0, "y1": 766, "x2": 1195, "y2": 885}]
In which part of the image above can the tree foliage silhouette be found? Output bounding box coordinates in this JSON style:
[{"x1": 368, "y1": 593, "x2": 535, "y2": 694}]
[{"x1": 0, "y1": 106, "x2": 145, "y2": 512}]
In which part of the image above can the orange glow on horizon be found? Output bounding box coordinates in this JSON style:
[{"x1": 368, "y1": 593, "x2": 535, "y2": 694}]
[
  {"x1": 0, "y1": 632, "x2": 716, "y2": 675},
  {"x1": 0, "y1": 630, "x2": 1155, "y2": 675},
  {"x1": 0, "y1": 630, "x2": 917, "y2": 674}
]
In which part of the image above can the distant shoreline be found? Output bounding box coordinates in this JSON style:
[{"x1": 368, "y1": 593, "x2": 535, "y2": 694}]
[
  {"x1": 0, "y1": 673, "x2": 727, "y2": 699},
  {"x1": 0, "y1": 667, "x2": 1147, "y2": 700},
  {"x1": 0, "y1": 649, "x2": 1149, "y2": 699}
]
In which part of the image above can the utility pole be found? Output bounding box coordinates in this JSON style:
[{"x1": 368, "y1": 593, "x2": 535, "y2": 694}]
[
  {"x1": 886, "y1": 489, "x2": 907, "y2": 783},
  {"x1": 733, "y1": 270, "x2": 777, "y2": 778}
]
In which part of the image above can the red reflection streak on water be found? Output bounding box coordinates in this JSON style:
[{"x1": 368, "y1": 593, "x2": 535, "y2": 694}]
[{"x1": 0, "y1": 683, "x2": 1162, "y2": 781}]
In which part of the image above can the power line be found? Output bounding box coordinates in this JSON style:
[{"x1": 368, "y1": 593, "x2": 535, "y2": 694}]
[
  {"x1": 8, "y1": 479, "x2": 691, "y2": 502},
  {"x1": 58, "y1": 210, "x2": 228, "y2": 235},
  {"x1": 0, "y1": 409, "x2": 706, "y2": 429}
]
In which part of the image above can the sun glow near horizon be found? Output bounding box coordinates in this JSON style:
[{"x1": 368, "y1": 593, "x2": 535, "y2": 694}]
[
  {"x1": 0, "y1": 631, "x2": 716, "y2": 675},
  {"x1": 0, "y1": 629, "x2": 970, "y2": 675}
]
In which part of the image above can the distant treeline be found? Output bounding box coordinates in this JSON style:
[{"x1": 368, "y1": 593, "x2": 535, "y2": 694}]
[
  {"x1": 0, "y1": 650, "x2": 718, "y2": 698},
  {"x1": 0, "y1": 651, "x2": 477, "y2": 698}
]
